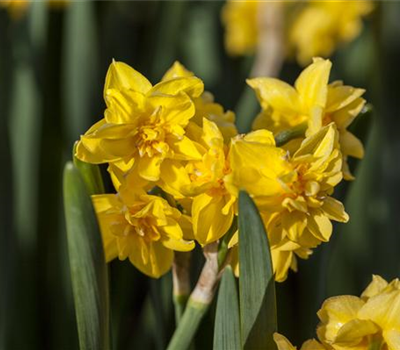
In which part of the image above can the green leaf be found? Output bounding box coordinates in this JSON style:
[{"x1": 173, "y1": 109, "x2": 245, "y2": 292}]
[
  {"x1": 213, "y1": 266, "x2": 241, "y2": 350},
  {"x1": 238, "y1": 191, "x2": 277, "y2": 350},
  {"x1": 63, "y1": 162, "x2": 110, "y2": 350}
]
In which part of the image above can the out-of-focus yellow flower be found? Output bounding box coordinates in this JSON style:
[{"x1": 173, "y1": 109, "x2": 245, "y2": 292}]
[
  {"x1": 76, "y1": 60, "x2": 204, "y2": 184},
  {"x1": 250, "y1": 58, "x2": 366, "y2": 180},
  {"x1": 221, "y1": 0, "x2": 258, "y2": 56},
  {"x1": 92, "y1": 191, "x2": 195, "y2": 278},
  {"x1": 182, "y1": 119, "x2": 236, "y2": 245},
  {"x1": 290, "y1": 1, "x2": 374, "y2": 66},
  {"x1": 317, "y1": 275, "x2": 400, "y2": 350},
  {"x1": 162, "y1": 62, "x2": 237, "y2": 143},
  {"x1": 227, "y1": 124, "x2": 348, "y2": 282},
  {"x1": 0, "y1": 0, "x2": 29, "y2": 19},
  {"x1": 274, "y1": 275, "x2": 400, "y2": 350},
  {"x1": 274, "y1": 333, "x2": 327, "y2": 350}
]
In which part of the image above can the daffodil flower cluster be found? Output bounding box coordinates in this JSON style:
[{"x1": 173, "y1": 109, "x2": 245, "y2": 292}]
[
  {"x1": 274, "y1": 275, "x2": 400, "y2": 350},
  {"x1": 222, "y1": 0, "x2": 374, "y2": 65},
  {"x1": 76, "y1": 58, "x2": 364, "y2": 282}
]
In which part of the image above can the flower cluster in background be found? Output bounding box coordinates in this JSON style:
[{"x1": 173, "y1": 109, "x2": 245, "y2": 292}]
[
  {"x1": 76, "y1": 57, "x2": 366, "y2": 282},
  {"x1": 222, "y1": 0, "x2": 374, "y2": 65},
  {"x1": 274, "y1": 275, "x2": 400, "y2": 350}
]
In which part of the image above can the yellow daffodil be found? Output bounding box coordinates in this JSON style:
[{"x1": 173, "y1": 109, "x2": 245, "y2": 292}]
[
  {"x1": 274, "y1": 333, "x2": 327, "y2": 350},
  {"x1": 92, "y1": 191, "x2": 195, "y2": 278},
  {"x1": 290, "y1": 1, "x2": 374, "y2": 66},
  {"x1": 162, "y1": 62, "x2": 237, "y2": 143},
  {"x1": 227, "y1": 124, "x2": 348, "y2": 282},
  {"x1": 221, "y1": 0, "x2": 258, "y2": 56},
  {"x1": 76, "y1": 60, "x2": 204, "y2": 185},
  {"x1": 182, "y1": 119, "x2": 236, "y2": 245},
  {"x1": 317, "y1": 275, "x2": 400, "y2": 350},
  {"x1": 250, "y1": 57, "x2": 366, "y2": 180}
]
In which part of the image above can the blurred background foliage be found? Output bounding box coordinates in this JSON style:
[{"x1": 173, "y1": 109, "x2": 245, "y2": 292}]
[{"x1": 1, "y1": 1, "x2": 400, "y2": 349}]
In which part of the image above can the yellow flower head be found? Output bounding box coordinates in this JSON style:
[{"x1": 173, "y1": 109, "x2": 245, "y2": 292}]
[
  {"x1": 227, "y1": 124, "x2": 348, "y2": 282},
  {"x1": 221, "y1": 0, "x2": 258, "y2": 56},
  {"x1": 249, "y1": 57, "x2": 366, "y2": 180},
  {"x1": 76, "y1": 60, "x2": 204, "y2": 184},
  {"x1": 182, "y1": 119, "x2": 236, "y2": 245},
  {"x1": 317, "y1": 275, "x2": 400, "y2": 350},
  {"x1": 92, "y1": 191, "x2": 195, "y2": 278},
  {"x1": 290, "y1": 1, "x2": 374, "y2": 66}
]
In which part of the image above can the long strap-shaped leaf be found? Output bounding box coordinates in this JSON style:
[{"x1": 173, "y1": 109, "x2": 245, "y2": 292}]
[
  {"x1": 63, "y1": 162, "x2": 110, "y2": 350},
  {"x1": 213, "y1": 266, "x2": 241, "y2": 350},
  {"x1": 238, "y1": 191, "x2": 277, "y2": 350}
]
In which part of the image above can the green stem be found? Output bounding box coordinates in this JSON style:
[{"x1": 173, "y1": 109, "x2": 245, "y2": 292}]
[
  {"x1": 217, "y1": 219, "x2": 237, "y2": 268},
  {"x1": 173, "y1": 294, "x2": 189, "y2": 324},
  {"x1": 368, "y1": 339, "x2": 382, "y2": 350},
  {"x1": 172, "y1": 252, "x2": 191, "y2": 325},
  {"x1": 166, "y1": 299, "x2": 209, "y2": 350},
  {"x1": 274, "y1": 123, "x2": 307, "y2": 147},
  {"x1": 167, "y1": 243, "x2": 219, "y2": 350}
]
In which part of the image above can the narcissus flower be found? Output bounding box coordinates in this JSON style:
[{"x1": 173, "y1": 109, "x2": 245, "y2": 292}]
[
  {"x1": 274, "y1": 275, "x2": 400, "y2": 350},
  {"x1": 290, "y1": 1, "x2": 374, "y2": 65},
  {"x1": 317, "y1": 275, "x2": 400, "y2": 350},
  {"x1": 250, "y1": 57, "x2": 366, "y2": 180},
  {"x1": 183, "y1": 119, "x2": 236, "y2": 245},
  {"x1": 221, "y1": 0, "x2": 258, "y2": 56},
  {"x1": 227, "y1": 124, "x2": 348, "y2": 282},
  {"x1": 92, "y1": 192, "x2": 195, "y2": 278},
  {"x1": 76, "y1": 60, "x2": 203, "y2": 184}
]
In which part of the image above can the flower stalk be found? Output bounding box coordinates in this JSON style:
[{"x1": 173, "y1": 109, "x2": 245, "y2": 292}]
[
  {"x1": 172, "y1": 252, "x2": 191, "y2": 324},
  {"x1": 167, "y1": 243, "x2": 221, "y2": 350}
]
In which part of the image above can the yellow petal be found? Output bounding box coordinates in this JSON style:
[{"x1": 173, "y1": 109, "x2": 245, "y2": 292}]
[
  {"x1": 162, "y1": 61, "x2": 194, "y2": 80},
  {"x1": 243, "y1": 129, "x2": 276, "y2": 146},
  {"x1": 335, "y1": 319, "x2": 380, "y2": 345},
  {"x1": 307, "y1": 209, "x2": 333, "y2": 242},
  {"x1": 247, "y1": 77, "x2": 300, "y2": 114},
  {"x1": 358, "y1": 288, "x2": 400, "y2": 330},
  {"x1": 317, "y1": 295, "x2": 365, "y2": 343},
  {"x1": 167, "y1": 135, "x2": 202, "y2": 161},
  {"x1": 104, "y1": 60, "x2": 152, "y2": 96},
  {"x1": 151, "y1": 76, "x2": 204, "y2": 99},
  {"x1": 326, "y1": 83, "x2": 365, "y2": 113},
  {"x1": 158, "y1": 159, "x2": 192, "y2": 199},
  {"x1": 192, "y1": 193, "x2": 234, "y2": 245},
  {"x1": 273, "y1": 333, "x2": 297, "y2": 350},
  {"x1": 340, "y1": 130, "x2": 364, "y2": 159},
  {"x1": 271, "y1": 247, "x2": 294, "y2": 282},
  {"x1": 137, "y1": 155, "x2": 162, "y2": 181},
  {"x1": 161, "y1": 236, "x2": 195, "y2": 252},
  {"x1": 384, "y1": 330, "x2": 400, "y2": 350},
  {"x1": 104, "y1": 89, "x2": 145, "y2": 124},
  {"x1": 300, "y1": 340, "x2": 326, "y2": 350},
  {"x1": 294, "y1": 57, "x2": 331, "y2": 111},
  {"x1": 128, "y1": 239, "x2": 173, "y2": 278},
  {"x1": 321, "y1": 197, "x2": 349, "y2": 223},
  {"x1": 361, "y1": 275, "x2": 389, "y2": 300}
]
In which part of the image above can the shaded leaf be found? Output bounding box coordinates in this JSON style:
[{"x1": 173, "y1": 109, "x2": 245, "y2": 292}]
[
  {"x1": 238, "y1": 191, "x2": 277, "y2": 350},
  {"x1": 63, "y1": 162, "x2": 110, "y2": 350},
  {"x1": 213, "y1": 266, "x2": 241, "y2": 350}
]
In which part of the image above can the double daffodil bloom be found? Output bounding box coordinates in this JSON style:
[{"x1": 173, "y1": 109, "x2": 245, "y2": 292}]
[
  {"x1": 317, "y1": 275, "x2": 400, "y2": 350},
  {"x1": 76, "y1": 60, "x2": 203, "y2": 184},
  {"x1": 227, "y1": 124, "x2": 348, "y2": 282},
  {"x1": 290, "y1": 1, "x2": 374, "y2": 65},
  {"x1": 182, "y1": 119, "x2": 236, "y2": 245},
  {"x1": 274, "y1": 275, "x2": 400, "y2": 350},
  {"x1": 92, "y1": 191, "x2": 195, "y2": 278},
  {"x1": 250, "y1": 57, "x2": 366, "y2": 180}
]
